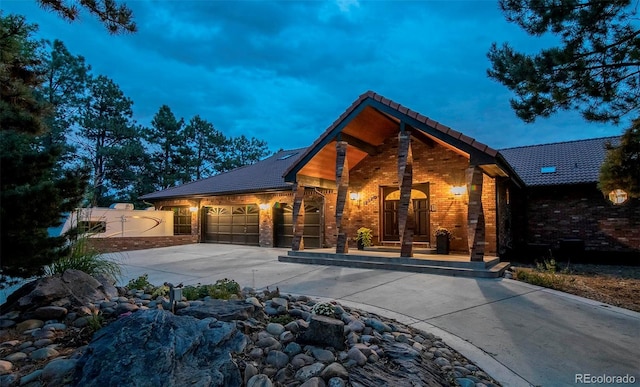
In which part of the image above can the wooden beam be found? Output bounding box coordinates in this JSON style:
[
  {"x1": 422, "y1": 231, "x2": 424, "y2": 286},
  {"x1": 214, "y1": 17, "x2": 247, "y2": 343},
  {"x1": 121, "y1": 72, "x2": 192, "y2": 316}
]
[
  {"x1": 397, "y1": 131, "x2": 414, "y2": 257},
  {"x1": 335, "y1": 141, "x2": 349, "y2": 253},
  {"x1": 291, "y1": 183, "x2": 305, "y2": 251},
  {"x1": 296, "y1": 175, "x2": 337, "y2": 190},
  {"x1": 466, "y1": 166, "x2": 485, "y2": 262},
  {"x1": 340, "y1": 133, "x2": 380, "y2": 156}
]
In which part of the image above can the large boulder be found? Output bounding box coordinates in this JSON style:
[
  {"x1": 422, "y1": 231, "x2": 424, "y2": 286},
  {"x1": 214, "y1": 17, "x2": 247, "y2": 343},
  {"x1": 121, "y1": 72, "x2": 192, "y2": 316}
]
[
  {"x1": 0, "y1": 270, "x2": 114, "y2": 316},
  {"x1": 299, "y1": 315, "x2": 345, "y2": 350},
  {"x1": 74, "y1": 309, "x2": 246, "y2": 386}
]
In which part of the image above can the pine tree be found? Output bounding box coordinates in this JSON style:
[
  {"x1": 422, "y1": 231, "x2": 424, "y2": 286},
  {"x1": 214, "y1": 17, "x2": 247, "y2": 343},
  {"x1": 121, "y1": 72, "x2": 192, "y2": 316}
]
[
  {"x1": 77, "y1": 75, "x2": 136, "y2": 206},
  {"x1": 143, "y1": 105, "x2": 186, "y2": 189},
  {"x1": 1, "y1": 14, "x2": 87, "y2": 280},
  {"x1": 488, "y1": 0, "x2": 640, "y2": 197},
  {"x1": 36, "y1": 0, "x2": 136, "y2": 33},
  {"x1": 183, "y1": 115, "x2": 227, "y2": 180}
]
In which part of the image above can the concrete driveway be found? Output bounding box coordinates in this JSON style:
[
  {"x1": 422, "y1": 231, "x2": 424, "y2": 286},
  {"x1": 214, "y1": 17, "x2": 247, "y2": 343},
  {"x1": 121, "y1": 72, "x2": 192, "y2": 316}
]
[{"x1": 114, "y1": 244, "x2": 640, "y2": 387}]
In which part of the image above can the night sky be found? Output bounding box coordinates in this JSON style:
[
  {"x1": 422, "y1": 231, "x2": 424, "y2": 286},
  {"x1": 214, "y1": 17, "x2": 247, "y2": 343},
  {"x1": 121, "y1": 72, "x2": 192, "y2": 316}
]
[{"x1": 3, "y1": 0, "x2": 624, "y2": 152}]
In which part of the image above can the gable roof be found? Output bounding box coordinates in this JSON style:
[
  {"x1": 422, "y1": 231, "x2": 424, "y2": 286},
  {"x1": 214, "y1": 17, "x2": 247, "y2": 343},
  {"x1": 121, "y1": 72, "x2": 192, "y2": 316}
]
[
  {"x1": 284, "y1": 90, "x2": 505, "y2": 183},
  {"x1": 140, "y1": 148, "x2": 306, "y2": 200},
  {"x1": 499, "y1": 136, "x2": 620, "y2": 186}
]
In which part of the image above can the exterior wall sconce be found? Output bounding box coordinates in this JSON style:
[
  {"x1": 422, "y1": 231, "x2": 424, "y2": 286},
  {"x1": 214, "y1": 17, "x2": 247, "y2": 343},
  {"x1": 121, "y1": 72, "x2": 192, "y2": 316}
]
[
  {"x1": 258, "y1": 203, "x2": 271, "y2": 210},
  {"x1": 349, "y1": 192, "x2": 361, "y2": 207},
  {"x1": 451, "y1": 186, "x2": 466, "y2": 196},
  {"x1": 189, "y1": 206, "x2": 199, "y2": 213},
  {"x1": 608, "y1": 189, "x2": 628, "y2": 205}
]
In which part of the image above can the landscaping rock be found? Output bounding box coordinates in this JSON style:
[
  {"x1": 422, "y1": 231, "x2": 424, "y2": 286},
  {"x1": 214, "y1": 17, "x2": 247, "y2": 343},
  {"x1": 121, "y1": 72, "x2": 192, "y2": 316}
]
[
  {"x1": 74, "y1": 310, "x2": 246, "y2": 386},
  {"x1": 299, "y1": 315, "x2": 345, "y2": 350},
  {"x1": 177, "y1": 299, "x2": 258, "y2": 321}
]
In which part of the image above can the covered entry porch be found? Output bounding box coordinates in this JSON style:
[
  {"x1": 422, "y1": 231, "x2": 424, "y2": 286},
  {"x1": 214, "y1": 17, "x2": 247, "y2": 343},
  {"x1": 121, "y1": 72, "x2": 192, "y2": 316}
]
[{"x1": 283, "y1": 91, "x2": 520, "y2": 262}]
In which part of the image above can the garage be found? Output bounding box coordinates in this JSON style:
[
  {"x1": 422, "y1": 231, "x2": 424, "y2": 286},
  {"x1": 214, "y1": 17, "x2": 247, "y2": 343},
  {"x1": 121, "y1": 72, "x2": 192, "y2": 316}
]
[
  {"x1": 274, "y1": 203, "x2": 322, "y2": 248},
  {"x1": 203, "y1": 205, "x2": 260, "y2": 245}
]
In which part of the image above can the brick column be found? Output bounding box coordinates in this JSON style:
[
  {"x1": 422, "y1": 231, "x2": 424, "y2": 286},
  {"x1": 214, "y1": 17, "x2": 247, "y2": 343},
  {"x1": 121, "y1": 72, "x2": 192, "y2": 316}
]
[
  {"x1": 291, "y1": 183, "x2": 305, "y2": 251},
  {"x1": 335, "y1": 141, "x2": 349, "y2": 253},
  {"x1": 397, "y1": 130, "x2": 414, "y2": 257},
  {"x1": 467, "y1": 166, "x2": 485, "y2": 261}
]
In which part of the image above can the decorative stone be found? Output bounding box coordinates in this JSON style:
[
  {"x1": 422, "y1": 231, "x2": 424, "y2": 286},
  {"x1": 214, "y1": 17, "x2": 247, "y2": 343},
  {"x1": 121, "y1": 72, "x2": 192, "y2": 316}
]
[
  {"x1": 35, "y1": 306, "x2": 67, "y2": 320},
  {"x1": 16, "y1": 319, "x2": 44, "y2": 332},
  {"x1": 30, "y1": 347, "x2": 59, "y2": 361},
  {"x1": 0, "y1": 340, "x2": 20, "y2": 348},
  {"x1": 347, "y1": 347, "x2": 367, "y2": 366},
  {"x1": 295, "y1": 362, "x2": 325, "y2": 381},
  {"x1": 456, "y1": 378, "x2": 475, "y2": 387},
  {"x1": 43, "y1": 323, "x2": 66, "y2": 331},
  {"x1": 0, "y1": 320, "x2": 15, "y2": 329},
  {"x1": 20, "y1": 369, "x2": 42, "y2": 385},
  {"x1": 33, "y1": 339, "x2": 53, "y2": 348},
  {"x1": 247, "y1": 374, "x2": 273, "y2": 387},
  {"x1": 244, "y1": 363, "x2": 258, "y2": 385},
  {"x1": 320, "y1": 362, "x2": 348, "y2": 380},
  {"x1": 311, "y1": 348, "x2": 335, "y2": 363},
  {"x1": 299, "y1": 315, "x2": 345, "y2": 350},
  {"x1": 265, "y1": 350, "x2": 289, "y2": 369},
  {"x1": 365, "y1": 318, "x2": 391, "y2": 333},
  {"x1": 266, "y1": 323, "x2": 285, "y2": 336},
  {"x1": 41, "y1": 358, "x2": 77, "y2": 385},
  {"x1": 279, "y1": 331, "x2": 294, "y2": 344},
  {"x1": 328, "y1": 377, "x2": 346, "y2": 387},
  {"x1": 434, "y1": 357, "x2": 450, "y2": 367},
  {"x1": 284, "y1": 321, "x2": 299, "y2": 333},
  {"x1": 291, "y1": 353, "x2": 314, "y2": 369},
  {"x1": 4, "y1": 352, "x2": 27, "y2": 362},
  {"x1": 300, "y1": 376, "x2": 326, "y2": 387},
  {"x1": 246, "y1": 297, "x2": 263, "y2": 308},
  {"x1": 177, "y1": 299, "x2": 257, "y2": 322},
  {"x1": 283, "y1": 342, "x2": 302, "y2": 357}
]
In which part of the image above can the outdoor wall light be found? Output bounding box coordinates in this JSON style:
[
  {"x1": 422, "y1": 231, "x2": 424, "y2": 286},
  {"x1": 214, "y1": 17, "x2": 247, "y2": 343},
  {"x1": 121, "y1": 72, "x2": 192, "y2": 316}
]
[
  {"x1": 349, "y1": 192, "x2": 360, "y2": 201},
  {"x1": 451, "y1": 186, "x2": 466, "y2": 196},
  {"x1": 189, "y1": 206, "x2": 199, "y2": 213},
  {"x1": 258, "y1": 203, "x2": 271, "y2": 210},
  {"x1": 608, "y1": 189, "x2": 628, "y2": 205}
]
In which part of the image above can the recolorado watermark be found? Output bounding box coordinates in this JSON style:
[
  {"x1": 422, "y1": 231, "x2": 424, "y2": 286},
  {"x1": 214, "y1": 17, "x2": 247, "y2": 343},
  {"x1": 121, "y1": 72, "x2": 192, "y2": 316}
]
[{"x1": 575, "y1": 373, "x2": 636, "y2": 384}]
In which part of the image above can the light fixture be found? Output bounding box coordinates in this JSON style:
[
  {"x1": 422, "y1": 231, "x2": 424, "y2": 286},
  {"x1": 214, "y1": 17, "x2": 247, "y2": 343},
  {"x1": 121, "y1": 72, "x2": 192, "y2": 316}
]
[
  {"x1": 349, "y1": 192, "x2": 360, "y2": 201},
  {"x1": 451, "y1": 186, "x2": 466, "y2": 196},
  {"x1": 608, "y1": 189, "x2": 628, "y2": 205},
  {"x1": 258, "y1": 203, "x2": 270, "y2": 210},
  {"x1": 189, "y1": 206, "x2": 199, "y2": 213}
]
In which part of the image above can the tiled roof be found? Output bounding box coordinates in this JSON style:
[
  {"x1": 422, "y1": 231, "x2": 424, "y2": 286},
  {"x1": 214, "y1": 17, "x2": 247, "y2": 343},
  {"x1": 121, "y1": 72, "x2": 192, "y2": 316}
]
[
  {"x1": 499, "y1": 136, "x2": 620, "y2": 186},
  {"x1": 284, "y1": 91, "x2": 499, "y2": 181},
  {"x1": 140, "y1": 148, "x2": 306, "y2": 200}
]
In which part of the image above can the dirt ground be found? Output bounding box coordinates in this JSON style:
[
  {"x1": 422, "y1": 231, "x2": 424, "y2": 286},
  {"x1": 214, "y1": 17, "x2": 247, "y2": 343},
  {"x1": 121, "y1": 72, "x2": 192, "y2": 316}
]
[{"x1": 511, "y1": 263, "x2": 640, "y2": 312}]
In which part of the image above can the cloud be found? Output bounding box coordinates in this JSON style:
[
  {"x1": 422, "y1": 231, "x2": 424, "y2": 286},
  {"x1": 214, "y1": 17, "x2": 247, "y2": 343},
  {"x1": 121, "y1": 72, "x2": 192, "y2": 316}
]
[{"x1": 2, "y1": 0, "x2": 622, "y2": 154}]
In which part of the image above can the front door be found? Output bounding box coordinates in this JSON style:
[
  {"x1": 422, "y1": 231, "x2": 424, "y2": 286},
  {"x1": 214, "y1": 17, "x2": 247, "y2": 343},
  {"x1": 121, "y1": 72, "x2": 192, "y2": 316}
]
[{"x1": 381, "y1": 184, "x2": 430, "y2": 242}]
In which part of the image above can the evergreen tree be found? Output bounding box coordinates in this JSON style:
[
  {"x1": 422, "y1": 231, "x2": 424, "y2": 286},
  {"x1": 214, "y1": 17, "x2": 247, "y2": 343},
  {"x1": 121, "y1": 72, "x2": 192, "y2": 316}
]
[
  {"x1": 78, "y1": 75, "x2": 136, "y2": 206},
  {"x1": 36, "y1": 0, "x2": 136, "y2": 33},
  {"x1": 143, "y1": 105, "x2": 187, "y2": 189},
  {"x1": 1, "y1": 14, "x2": 87, "y2": 280},
  {"x1": 183, "y1": 115, "x2": 227, "y2": 180},
  {"x1": 219, "y1": 135, "x2": 270, "y2": 172},
  {"x1": 599, "y1": 120, "x2": 640, "y2": 198},
  {"x1": 488, "y1": 0, "x2": 639, "y2": 197}
]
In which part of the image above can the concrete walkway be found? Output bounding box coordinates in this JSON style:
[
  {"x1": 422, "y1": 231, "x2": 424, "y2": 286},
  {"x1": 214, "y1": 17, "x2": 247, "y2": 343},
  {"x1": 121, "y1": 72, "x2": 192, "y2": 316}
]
[{"x1": 114, "y1": 244, "x2": 640, "y2": 387}]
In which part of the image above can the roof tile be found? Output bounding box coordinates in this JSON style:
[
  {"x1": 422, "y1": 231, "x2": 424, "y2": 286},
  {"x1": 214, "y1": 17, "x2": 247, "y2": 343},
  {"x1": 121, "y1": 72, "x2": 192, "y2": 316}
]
[{"x1": 499, "y1": 136, "x2": 619, "y2": 186}]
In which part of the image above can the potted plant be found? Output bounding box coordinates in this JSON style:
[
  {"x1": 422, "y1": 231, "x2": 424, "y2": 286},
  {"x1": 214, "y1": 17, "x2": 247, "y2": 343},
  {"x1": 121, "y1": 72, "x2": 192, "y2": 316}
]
[
  {"x1": 435, "y1": 227, "x2": 452, "y2": 254},
  {"x1": 355, "y1": 227, "x2": 373, "y2": 250}
]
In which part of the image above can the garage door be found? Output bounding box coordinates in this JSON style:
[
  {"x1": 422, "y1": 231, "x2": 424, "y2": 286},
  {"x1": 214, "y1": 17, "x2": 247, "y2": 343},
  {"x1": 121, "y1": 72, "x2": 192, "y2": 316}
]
[
  {"x1": 274, "y1": 203, "x2": 321, "y2": 248},
  {"x1": 203, "y1": 205, "x2": 259, "y2": 245}
]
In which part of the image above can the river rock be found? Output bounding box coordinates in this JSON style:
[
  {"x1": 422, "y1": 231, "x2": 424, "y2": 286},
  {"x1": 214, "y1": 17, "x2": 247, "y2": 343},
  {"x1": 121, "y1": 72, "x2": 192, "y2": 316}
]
[{"x1": 177, "y1": 299, "x2": 258, "y2": 321}]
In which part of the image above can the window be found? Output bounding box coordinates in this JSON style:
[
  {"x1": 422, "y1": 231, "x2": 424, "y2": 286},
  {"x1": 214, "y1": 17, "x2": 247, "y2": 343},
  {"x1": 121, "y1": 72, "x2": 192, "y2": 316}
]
[
  {"x1": 540, "y1": 166, "x2": 556, "y2": 173},
  {"x1": 169, "y1": 207, "x2": 192, "y2": 235},
  {"x1": 277, "y1": 152, "x2": 298, "y2": 160},
  {"x1": 78, "y1": 221, "x2": 106, "y2": 234}
]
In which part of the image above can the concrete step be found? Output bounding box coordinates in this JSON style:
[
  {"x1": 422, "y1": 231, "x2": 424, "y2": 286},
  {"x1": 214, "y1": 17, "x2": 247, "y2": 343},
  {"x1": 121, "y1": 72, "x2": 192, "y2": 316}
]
[
  {"x1": 279, "y1": 254, "x2": 510, "y2": 278},
  {"x1": 286, "y1": 250, "x2": 500, "y2": 269}
]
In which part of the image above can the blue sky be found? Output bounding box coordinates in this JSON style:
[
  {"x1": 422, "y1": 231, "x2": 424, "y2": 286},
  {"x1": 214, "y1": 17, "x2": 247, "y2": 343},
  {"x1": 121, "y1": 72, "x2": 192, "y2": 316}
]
[{"x1": 3, "y1": 0, "x2": 624, "y2": 152}]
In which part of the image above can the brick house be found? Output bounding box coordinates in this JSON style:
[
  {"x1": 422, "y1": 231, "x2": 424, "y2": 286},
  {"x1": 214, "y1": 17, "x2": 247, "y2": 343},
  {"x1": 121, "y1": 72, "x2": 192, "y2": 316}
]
[{"x1": 140, "y1": 91, "x2": 638, "y2": 262}]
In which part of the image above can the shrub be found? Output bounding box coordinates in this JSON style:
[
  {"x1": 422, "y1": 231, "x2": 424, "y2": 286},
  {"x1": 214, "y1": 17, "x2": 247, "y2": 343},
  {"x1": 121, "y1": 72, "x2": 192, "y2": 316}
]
[
  {"x1": 311, "y1": 301, "x2": 335, "y2": 317},
  {"x1": 127, "y1": 274, "x2": 153, "y2": 291},
  {"x1": 515, "y1": 268, "x2": 567, "y2": 289},
  {"x1": 45, "y1": 235, "x2": 121, "y2": 280},
  {"x1": 181, "y1": 279, "x2": 241, "y2": 300}
]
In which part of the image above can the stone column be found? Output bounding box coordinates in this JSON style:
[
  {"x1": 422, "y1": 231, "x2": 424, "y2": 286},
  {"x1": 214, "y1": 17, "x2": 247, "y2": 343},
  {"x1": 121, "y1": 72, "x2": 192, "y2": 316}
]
[
  {"x1": 335, "y1": 141, "x2": 349, "y2": 253},
  {"x1": 291, "y1": 183, "x2": 305, "y2": 251},
  {"x1": 397, "y1": 130, "x2": 414, "y2": 257},
  {"x1": 466, "y1": 166, "x2": 485, "y2": 261}
]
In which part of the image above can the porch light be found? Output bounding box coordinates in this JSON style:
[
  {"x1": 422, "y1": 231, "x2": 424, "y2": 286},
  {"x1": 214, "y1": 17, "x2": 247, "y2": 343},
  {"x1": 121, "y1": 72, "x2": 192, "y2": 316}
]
[
  {"x1": 608, "y1": 189, "x2": 628, "y2": 205},
  {"x1": 349, "y1": 192, "x2": 360, "y2": 201},
  {"x1": 258, "y1": 203, "x2": 271, "y2": 210},
  {"x1": 189, "y1": 206, "x2": 199, "y2": 213},
  {"x1": 451, "y1": 186, "x2": 466, "y2": 196}
]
